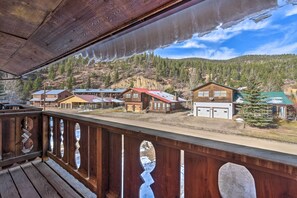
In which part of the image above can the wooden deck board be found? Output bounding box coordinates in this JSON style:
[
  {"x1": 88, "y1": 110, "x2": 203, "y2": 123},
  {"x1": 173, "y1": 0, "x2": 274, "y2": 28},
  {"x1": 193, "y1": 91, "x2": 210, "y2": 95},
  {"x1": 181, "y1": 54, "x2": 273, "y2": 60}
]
[
  {"x1": 9, "y1": 166, "x2": 40, "y2": 198},
  {"x1": 0, "y1": 170, "x2": 20, "y2": 198},
  {"x1": 21, "y1": 163, "x2": 61, "y2": 198},
  {"x1": 0, "y1": 160, "x2": 89, "y2": 198},
  {"x1": 33, "y1": 162, "x2": 81, "y2": 198},
  {"x1": 46, "y1": 160, "x2": 96, "y2": 198}
]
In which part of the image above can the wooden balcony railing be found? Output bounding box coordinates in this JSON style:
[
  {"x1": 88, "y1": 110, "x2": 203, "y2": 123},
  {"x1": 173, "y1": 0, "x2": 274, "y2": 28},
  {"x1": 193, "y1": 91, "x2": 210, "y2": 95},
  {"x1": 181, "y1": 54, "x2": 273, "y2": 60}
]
[
  {"x1": 0, "y1": 110, "x2": 42, "y2": 168},
  {"x1": 43, "y1": 111, "x2": 297, "y2": 198},
  {"x1": 1, "y1": 109, "x2": 297, "y2": 197}
]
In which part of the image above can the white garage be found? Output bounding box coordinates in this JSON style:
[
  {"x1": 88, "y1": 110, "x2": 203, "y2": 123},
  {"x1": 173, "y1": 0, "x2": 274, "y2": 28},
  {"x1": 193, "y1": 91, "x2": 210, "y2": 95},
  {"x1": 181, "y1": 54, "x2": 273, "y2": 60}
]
[
  {"x1": 193, "y1": 102, "x2": 233, "y2": 119},
  {"x1": 197, "y1": 107, "x2": 211, "y2": 117},
  {"x1": 213, "y1": 108, "x2": 229, "y2": 119}
]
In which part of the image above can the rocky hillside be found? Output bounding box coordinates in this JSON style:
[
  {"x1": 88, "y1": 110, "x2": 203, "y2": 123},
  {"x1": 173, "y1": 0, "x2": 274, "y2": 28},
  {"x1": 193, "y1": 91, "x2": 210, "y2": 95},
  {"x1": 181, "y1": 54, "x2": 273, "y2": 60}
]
[{"x1": 19, "y1": 53, "x2": 297, "y2": 100}]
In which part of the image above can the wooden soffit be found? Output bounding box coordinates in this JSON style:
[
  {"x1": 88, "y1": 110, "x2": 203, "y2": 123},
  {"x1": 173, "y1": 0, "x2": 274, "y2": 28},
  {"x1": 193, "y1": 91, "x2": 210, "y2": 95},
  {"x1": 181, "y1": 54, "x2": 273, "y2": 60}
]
[{"x1": 0, "y1": 0, "x2": 276, "y2": 76}]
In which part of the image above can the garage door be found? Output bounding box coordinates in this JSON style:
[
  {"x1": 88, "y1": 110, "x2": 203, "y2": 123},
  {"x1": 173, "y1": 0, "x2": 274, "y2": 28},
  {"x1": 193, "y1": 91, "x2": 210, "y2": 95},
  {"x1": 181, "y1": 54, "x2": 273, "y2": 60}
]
[
  {"x1": 197, "y1": 107, "x2": 211, "y2": 117},
  {"x1": 213, "y1": 108, "x2": 228, "y2": 119},
  {"x1": 127, "y1": 105, "x2": 133, "y2": 112},
  {"x1": 134, "y1": 104, "x2": 142, "y2": 112}
]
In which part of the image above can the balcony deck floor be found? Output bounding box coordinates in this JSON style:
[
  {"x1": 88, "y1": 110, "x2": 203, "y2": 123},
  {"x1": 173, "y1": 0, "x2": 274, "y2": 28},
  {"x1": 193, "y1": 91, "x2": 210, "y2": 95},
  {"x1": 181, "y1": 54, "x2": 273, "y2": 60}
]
[{"x1": 0, "y1": 160, "x2": 95, "y2": 198}]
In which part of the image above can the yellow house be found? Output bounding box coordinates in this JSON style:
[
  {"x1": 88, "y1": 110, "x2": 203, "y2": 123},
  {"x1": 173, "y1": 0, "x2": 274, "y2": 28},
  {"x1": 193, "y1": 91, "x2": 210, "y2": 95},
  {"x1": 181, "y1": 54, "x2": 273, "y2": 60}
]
[
  {"x1": 59, "y1": 95, "x2": 100, "y2": 109},
  {"x1": 59, "y1": 95, "x2": 123, "y2": 109}
]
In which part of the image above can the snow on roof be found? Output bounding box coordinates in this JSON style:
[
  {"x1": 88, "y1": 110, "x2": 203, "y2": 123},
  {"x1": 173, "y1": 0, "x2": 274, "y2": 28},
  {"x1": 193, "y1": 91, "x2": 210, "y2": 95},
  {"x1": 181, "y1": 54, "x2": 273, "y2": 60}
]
[
  {"x1": 32, "y1": 90, "x2": 48, "y2": 95},
  {"x1": 73, "y1": 88, "x2": 126, "y2": 93},
  {"x1": 46, "y1": 90, "x2": 67, "y2": 95},
  {"x1": 75, "y1": 95, "x2": 124, "y2": 103},
  {"x1": 147, "y1": 91, "x2": 186, "y2": 103}
]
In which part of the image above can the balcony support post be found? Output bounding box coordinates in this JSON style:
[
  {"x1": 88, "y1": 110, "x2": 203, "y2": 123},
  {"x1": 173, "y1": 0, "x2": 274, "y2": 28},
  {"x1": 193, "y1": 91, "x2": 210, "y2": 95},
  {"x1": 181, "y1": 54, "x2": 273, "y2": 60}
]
[
  {"x1": 0, "y1": 119, "x2": 2, "y2": 170},
  {"x1": 42, "y1": 115, "x2": 49, "y2": 161}
]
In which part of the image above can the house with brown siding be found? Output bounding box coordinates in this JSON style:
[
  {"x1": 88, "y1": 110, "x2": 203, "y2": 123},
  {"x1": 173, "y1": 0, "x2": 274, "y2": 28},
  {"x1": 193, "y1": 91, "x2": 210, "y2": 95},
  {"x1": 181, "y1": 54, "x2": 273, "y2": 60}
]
[
  {"x1": 122, "y1": 88, "x2": 150, "y2": 112},
  {"x1": 122, "y1": 88, "x2": 186, "y2": 113},
  {"x1": 192, "y1": 82, "x2": 238, "y2": 119},
  {"x1": 30, "y1": 90, "x2": 71, "y2": 107}
]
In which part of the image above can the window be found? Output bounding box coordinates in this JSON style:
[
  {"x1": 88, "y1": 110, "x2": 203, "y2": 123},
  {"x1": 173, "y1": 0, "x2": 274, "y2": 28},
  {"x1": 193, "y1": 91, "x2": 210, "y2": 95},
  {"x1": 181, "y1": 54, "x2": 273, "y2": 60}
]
[
  {"x1": 125, "y1": 93, "x2": 131, "y2": 98},
  {"x1": 133, "y1": 93, "x2": 139, "y2": 98},
  {"x1": 154, "y1": 103, "x2": 157, "y2": 109},
  {"x1": 171, "y1": 103, "x2": 176, "y2": 109},
  {"x1": 166, "y1": 103, "x2": 170, "y2": 111},
  {"x1": 157, "y1": 103, "x2": 161, "y2": 109},
  {"x1": 214, "y1": 91, "x2": 227, "y2": 97},
  {"x1": 198, "y1": 91, "x2": 209, "y2": 97}
]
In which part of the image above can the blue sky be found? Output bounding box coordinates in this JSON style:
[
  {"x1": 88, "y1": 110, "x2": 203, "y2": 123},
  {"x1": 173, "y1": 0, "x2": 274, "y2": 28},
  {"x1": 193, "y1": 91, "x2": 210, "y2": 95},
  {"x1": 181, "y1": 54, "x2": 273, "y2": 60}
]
[{"x1": 154, "y1": 3, "x2": 297, "y2": 60}]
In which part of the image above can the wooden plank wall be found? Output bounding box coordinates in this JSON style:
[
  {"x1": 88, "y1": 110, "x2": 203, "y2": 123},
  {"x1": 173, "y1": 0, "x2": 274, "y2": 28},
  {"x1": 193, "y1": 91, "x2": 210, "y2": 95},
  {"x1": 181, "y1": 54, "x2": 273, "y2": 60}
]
[{"x1": 43, "y1": 112, "x2": 297, "y2": 197}]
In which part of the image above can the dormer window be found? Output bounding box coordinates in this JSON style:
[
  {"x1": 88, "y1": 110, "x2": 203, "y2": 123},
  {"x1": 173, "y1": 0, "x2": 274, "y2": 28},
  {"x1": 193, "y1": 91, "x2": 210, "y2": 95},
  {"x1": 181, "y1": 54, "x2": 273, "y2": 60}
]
[
  {"x1": 198, "y1": 91, "x2": 209, "y2": 97},
  {"x1": 214, "y1": 91, "x2": 227, "y2": 97}
]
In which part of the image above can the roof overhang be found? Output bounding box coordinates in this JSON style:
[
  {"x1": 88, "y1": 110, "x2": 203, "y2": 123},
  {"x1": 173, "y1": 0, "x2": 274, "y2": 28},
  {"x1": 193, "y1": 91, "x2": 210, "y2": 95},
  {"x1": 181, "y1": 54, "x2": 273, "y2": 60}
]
[{"x1": 0, "y1": 0, "x2": 276, "y2": 76}]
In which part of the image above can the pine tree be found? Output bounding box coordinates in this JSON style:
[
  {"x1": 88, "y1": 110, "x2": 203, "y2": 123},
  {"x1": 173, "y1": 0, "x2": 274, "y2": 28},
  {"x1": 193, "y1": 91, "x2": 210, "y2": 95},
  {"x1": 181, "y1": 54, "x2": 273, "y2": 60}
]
[
  {"x1": 239, "y1": 80, "x2": 274, "y2": 128},
  {"x1": 48, "y1": 66, "x2": 56, "y2": 80},
  {"x1": 59, "y1": 64, "x2": 65, "y2": 75},
  {"x1": 86, "y1": 76, "x2": 91, "y2": 89},
  {"x1": 32, "y1": 76, "x2": 42, "y2": 91},
  {"x1": 67, "y1": 75, "x2": 74, "y2": 90},
  {"x1": 104, "y1": 74, "x2": 111, "y2": 87},
  {"x1": 113, "y1": 70, "x2": 119, "y2": 82}
]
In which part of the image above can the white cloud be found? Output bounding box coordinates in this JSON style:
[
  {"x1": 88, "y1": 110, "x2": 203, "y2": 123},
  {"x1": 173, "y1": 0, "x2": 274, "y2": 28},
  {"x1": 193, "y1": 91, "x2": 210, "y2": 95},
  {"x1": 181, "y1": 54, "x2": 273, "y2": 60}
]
[
  {"x1": 285, "y1": 6, "x2": 297, "y2": 17},
  {"x1": 196, "y1": 18, "x2": 270, "y2": 42},
  {"x1": 245, "y1": 40, "x2": 297, "y2": 55},
  {"x1": 180, "y1": 40, "x2": 206, "y2": 49}
]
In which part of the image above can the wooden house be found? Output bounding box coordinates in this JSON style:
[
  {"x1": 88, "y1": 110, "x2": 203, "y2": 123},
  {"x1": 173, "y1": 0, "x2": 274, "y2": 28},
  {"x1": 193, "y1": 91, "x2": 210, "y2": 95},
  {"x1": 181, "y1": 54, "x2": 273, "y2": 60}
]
[
  {"x1": 122, "y1": 88, "x2": 150, "y2": 112},
  {"x1": 234, "y1": 92, "x2": 295, "y2": 120},
  {"x1": 122, "y1": 88, "x2": 186, "y2": 113},
  {"x1": 146, "y1": 91, "x2": 186, "y2": 113},
  {"x1": 192, "y1": 82, "x2": 238, "y2": 119},
  {"x1": 30, "y1": 90, "x2": 71, "y2": 107}
]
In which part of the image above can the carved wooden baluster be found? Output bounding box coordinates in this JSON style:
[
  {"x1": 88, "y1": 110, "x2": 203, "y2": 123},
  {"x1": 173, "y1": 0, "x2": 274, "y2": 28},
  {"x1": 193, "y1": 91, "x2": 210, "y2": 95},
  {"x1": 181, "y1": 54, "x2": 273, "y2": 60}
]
[
  {"x1": 151, "y1": 143, "x2": 180, "y2": 198},
  {"x1": 49, "y1": 117, "x2": 54, "y2": 152},
  {"x1": 20, "y1": 117, "x2": 34, "y2": 155},
  {"x1": 57, "y1": 119, "x2": 64, "y2": 159},
  {"x1": 78, "y1": 123, "x2": 89, "y2": 177},
  {"x1": 62, "y1": 119, "x2": 69, "y2": 163},
  {"x1": 184, "y1": 152, "x2": 224, "y2": 197},
  {"x1": 139, "y1": 140, "x2": 156, "y2": 198},
  {"x1": 124, "y1": 136, "x2": 142, "y2": 197},
  {"x1": 30, "y1": 114, "x2": 39, "y2": 153},
  {"x1": 75, "y1": 123, "x2": 81, "y2": 169}
]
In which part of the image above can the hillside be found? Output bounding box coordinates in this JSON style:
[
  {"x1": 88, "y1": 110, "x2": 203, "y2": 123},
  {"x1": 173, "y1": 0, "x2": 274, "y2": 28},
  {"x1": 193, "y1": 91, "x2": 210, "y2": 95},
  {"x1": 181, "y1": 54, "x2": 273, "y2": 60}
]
[{"x1": 19, "y1": 53, "x2": 297, "y2": 100}]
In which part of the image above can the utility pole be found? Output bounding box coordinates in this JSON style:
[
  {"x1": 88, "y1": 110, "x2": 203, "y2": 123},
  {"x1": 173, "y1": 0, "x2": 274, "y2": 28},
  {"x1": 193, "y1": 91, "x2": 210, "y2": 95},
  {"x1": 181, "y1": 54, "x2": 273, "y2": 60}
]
[{"x1": 43, "y1": 83, "x2": 46, "y2": 111}]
